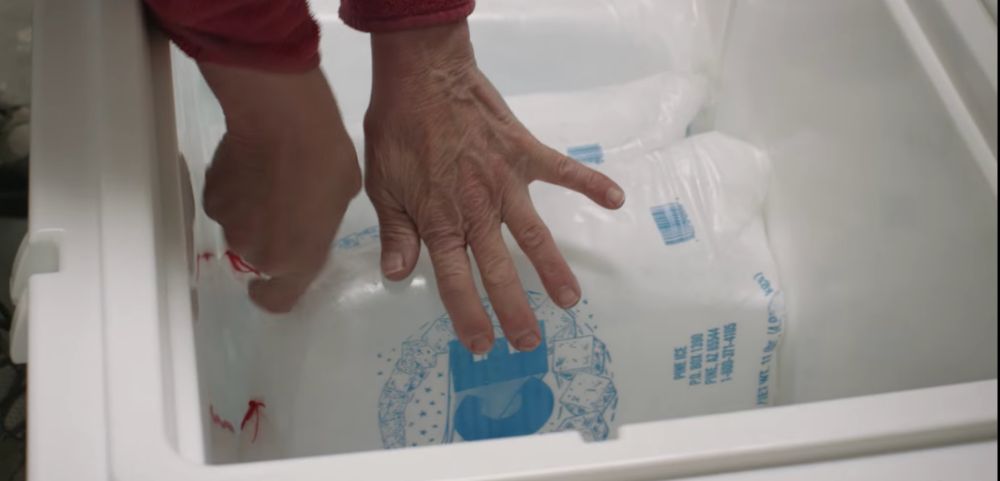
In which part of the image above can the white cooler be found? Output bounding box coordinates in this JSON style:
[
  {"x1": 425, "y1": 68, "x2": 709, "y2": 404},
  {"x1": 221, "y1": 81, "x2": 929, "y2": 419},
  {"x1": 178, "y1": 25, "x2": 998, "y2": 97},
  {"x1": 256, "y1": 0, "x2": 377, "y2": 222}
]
[{"x1": 11, "y1": 0, "x2": 998, "y2": 480}]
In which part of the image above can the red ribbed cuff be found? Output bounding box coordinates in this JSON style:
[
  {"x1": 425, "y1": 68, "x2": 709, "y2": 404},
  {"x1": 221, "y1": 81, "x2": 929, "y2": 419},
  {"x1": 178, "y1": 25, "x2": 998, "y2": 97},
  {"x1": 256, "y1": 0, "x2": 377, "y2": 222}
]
[
  {"x1": 339, "y1": 0, "x2": 475, "y2": 33},
  {"x1": 145, "y1": 0, "x2": 320, "y2": 73}
]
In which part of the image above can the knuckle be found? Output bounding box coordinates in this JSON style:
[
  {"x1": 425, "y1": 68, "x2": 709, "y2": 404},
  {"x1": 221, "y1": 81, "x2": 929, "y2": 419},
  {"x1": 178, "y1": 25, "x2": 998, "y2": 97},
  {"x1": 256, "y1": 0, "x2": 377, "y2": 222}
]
[
  {"x1": 434, "y1": 256, "x2": 469, "y2": 294},
  {"x1": 554, "y1": 155, "x2": 577, "y2": 182},
  {"x1": 517, "y1": 222, "x2": 550, "y2": 251},
  {"x1": 379, "y1": 221, "x2": 416, "y2": 244},
  {"x1": 460, "y1": 184, "x2": 495, "y2": 218},
  {"x1": 432, "y1": 255, "x2": 468, "y2": 290},
  {"x1": 423, "y1": 225, "x2": 466, "y2": 253},
  {"x1": 583, "y1": 169, "x2": 604, "y2": 193},
  {"x1": 480, "y1": 255, "x2": 517, "y2": 289},
  {"x1": 536, "y1": 259, "x2": 569, "y2": 284},
  {"x1": 419, "y1": 206, "x2": 465, "y2": 249},
  {"x1": 465, "y1": 218, "x2": 495, "y2": 245}
]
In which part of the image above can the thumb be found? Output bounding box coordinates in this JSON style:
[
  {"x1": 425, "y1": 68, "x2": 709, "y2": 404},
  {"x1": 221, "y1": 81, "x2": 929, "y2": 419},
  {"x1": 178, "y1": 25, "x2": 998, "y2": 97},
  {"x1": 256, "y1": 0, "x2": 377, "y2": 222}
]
[{"x1": 373, "y1": 195, "x2": 421, "y2": 281}]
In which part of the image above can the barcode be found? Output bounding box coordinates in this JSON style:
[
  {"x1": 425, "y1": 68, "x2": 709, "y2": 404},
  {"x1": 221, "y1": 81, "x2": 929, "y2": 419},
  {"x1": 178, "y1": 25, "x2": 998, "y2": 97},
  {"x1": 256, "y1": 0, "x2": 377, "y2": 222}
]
[
  {"x1": 567, "y1": 144, "x2": 604, "y2": 165},
  {"x1": 650, "y1": 202, "x2": 695, "y2": 245}
]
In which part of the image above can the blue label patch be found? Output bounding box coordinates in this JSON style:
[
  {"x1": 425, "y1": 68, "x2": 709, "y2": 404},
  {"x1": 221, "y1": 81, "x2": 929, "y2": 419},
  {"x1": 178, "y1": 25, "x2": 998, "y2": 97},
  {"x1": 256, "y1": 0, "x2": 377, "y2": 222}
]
[
  {"x1": 651, "y1": 202, "x2": 695, "y2": 245},
  {"x1": 336, "y1": 225, "x2": 380, "y2": 250},
  {"x1": 376, "y1": 292, "x2": 617, "y2": 448},
  {"x1": 567, "y1": 144, "x2": 605, "y2": 165}
]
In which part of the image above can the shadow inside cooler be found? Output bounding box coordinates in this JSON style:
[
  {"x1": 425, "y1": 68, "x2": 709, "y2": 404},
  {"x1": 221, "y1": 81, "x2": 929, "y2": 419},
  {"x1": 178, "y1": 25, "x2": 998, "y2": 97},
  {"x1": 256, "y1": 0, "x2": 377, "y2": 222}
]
[{"x1": 169, "y1": 0, "x2": 998, "y2": 464}]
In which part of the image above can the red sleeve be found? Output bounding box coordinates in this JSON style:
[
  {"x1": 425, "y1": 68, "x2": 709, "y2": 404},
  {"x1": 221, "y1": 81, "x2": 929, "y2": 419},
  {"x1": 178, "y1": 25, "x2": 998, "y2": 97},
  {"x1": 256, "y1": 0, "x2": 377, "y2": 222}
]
[
  {"x1": 144, "y1": 0, "x2": 320, "y2": 73},
  {"x1": 339, "y1": 0, "x2": 475, "y2": 33}
]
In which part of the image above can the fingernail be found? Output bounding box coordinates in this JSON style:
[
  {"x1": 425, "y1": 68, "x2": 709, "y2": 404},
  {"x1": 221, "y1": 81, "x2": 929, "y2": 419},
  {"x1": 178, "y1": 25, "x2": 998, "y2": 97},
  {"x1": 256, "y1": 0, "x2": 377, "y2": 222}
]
[
  {"x1": 515, "y1": 332, "x2": 541, "y2": 351},
  {"x1": 469, "y1": 336, "x2": 493, "y2": 354},
  {"x1": 558, "y1": 286, "x2": 580, "y2": 308},
  {"x1": 606, "y1": 187, "x2": 625, "y2": 207},
  {"x1": 383, "y1": 252, "x2": 404, "y2": 275}
]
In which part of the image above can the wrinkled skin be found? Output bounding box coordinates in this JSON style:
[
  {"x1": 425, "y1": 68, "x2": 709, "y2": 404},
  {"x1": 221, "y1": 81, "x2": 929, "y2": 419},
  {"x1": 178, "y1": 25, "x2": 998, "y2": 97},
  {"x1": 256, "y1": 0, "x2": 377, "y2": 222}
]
[
  {"x1": 197, "y1": 22, "x2": 626, "y2": 354},
  {"x1": 200, "y1": 64, "x2": 361, "y2": 312},
  {"x1": 364, "y1": 22, "x2": 625, "y2": 354}
]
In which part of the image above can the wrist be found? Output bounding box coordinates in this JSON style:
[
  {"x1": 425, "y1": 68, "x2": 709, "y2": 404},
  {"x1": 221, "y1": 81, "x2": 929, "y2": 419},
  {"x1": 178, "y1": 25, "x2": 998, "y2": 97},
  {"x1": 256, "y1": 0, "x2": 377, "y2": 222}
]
[
  {"x1": 369, "y1": 21, "x2": 476, "y2": 103},
  {"x1": 199, "y1": 63, "x2": 343, "y2": 134}
]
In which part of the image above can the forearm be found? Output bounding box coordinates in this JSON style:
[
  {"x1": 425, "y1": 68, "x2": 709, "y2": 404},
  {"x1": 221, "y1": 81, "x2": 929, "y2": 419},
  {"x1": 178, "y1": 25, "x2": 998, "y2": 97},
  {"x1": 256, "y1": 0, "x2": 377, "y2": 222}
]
[
  {"x1": 198, "y1": 64, "x2": 341, "y2": 134},
  {"x1": 144, "y1": 0, "x2": 320, "y2": 73}
]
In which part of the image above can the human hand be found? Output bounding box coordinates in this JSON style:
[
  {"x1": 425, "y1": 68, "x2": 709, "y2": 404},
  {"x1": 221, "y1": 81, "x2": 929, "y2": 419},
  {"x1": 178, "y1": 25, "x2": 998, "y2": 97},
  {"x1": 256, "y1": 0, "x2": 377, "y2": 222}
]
[
  {"x1": 199, "y1": 64, "x2": 361, "y2": 312},
  {"x1": 363, "y1": 22, "x2": 625, "y2": 354}
]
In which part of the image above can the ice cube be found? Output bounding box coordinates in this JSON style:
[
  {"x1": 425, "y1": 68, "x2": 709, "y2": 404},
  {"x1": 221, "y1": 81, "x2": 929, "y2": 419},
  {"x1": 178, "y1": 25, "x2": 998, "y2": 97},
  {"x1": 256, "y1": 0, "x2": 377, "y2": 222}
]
[
  {"x1": 525, "y1": 290, "x2": 547, "y2": 310},
  {"x1": 421, "y1": 316, "x2": 456, "y2": 354},
  {"x1": 386, "y1": 369, "x2": 423, "y2": 394},
  {"x1": 396, "y1": 340, "x2": 437, "y2": 374},
  {"x1": 559, "y1": 372, "x2": 617, "y2": 416},
  {"x1": 379, "y1": 413, "x2": 406, "y2": 449},
  {"x1": 552, "y1": 336, "x2": 607, "y2": 377},
  {"x1": 536, "y1": 302, "x2": 581, "y2": 342},
  {"x1": 378, "y1": 387, "x2": 409, "y2": 419}
]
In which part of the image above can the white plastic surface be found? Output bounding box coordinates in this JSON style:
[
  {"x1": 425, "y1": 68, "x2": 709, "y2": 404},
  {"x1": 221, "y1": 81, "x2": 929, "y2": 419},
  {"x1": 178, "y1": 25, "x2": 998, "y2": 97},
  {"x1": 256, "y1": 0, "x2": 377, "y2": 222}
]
[
  {"x1": 985, "y1": 0, "x2": 998, "y2": 20},
  {"x1": 710, "y1": 0, "x2": 997, "y2": 403},
  {"x1": 7, "y1": 228, "x2": 59, "y2": 364},
  {"x1": 665, "y1": 441, "x2": 998, "y2": 481},
  {"x1": 172, "y1": 2, "x2": 786, "y2": 460},
  {"x1": 189, "y1": 128, "x2": 786, "y2": 461},
  {"x1": 906, "y1": 0, "x2": 997, "y2": 167},
  {"x1": 26, "y1": 2, "x2": 114, "y2": 481},
  {"x1": 506, "y1": 71, "x2": 708, "y2": 157},
  {"x1": 22, "y1": 0, "x2": 999, "y2": 480}
]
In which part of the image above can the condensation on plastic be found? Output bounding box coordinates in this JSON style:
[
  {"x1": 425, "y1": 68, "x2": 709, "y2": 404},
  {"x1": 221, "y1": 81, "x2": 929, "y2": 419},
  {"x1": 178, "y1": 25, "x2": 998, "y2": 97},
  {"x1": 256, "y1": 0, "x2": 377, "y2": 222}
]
[
  {"x1": 507, "y1": 71, "x2": 709, "y2": 162},
  {"x1": 170, "y1": 0, "x2": 787, "y2": 465}
]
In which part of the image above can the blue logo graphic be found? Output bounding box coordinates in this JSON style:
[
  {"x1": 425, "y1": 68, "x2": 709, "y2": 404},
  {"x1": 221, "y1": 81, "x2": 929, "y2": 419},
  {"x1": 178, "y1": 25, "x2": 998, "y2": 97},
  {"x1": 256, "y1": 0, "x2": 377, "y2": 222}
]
[
  {"x1": 336, "y1": 225, "x2": 380, "y2": 250},
  {"x1": 449, "y1": 325, "x2": 549, "y2": 392},
  {"x1": 651, "y1": 202, "x2": 695, "y2": 245},
  {"x1": 376, "y1": 292, "x2": 617, "y2": 448},
  {"x1": 449, "y1": 325, "x2": 553, "y2": 440},
  {"x1": 567, "y1": 144, "x2": 605, "y2": 165}
]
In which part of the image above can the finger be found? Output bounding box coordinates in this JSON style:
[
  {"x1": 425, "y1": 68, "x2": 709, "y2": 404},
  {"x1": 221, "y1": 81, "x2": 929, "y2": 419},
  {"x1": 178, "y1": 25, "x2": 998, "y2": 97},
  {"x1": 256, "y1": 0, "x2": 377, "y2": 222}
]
[
  {"x1": 222, "y1": 222, "x2": 291, "y2": 278},
  {"x1": 531, "y1": 145, "x2": 625, "y2": 209},
  {"x1": 246, "y1": 246, "x2": 329, "y2": 312},
  {"x1": 219, "y1": 223, "x2": 262, "y2": 267},
  {"x1": 469, "y1": 225, "x2": 541, "y2": 352},
  {"x1": 504, "y1": 196, "x2": 580, "y2": 309},
  {"x1": 248, "y1": 267, "x2": 319, "y2": 313},
  {"x1": 203, "y1": 141, "x2": 263, "y2": 262},
  {"x1": 202, "y1": 136, "x2": 257, "y2": 226},
  {"x1": 201, "y1": 143, "x2": 232, "y2": 223},
  {"x1": 372, "y1": 193, "x2": 421, "y2": 281},
  {"x1": 425, "y1": 235, "x2": 494, "y2": 354}
]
